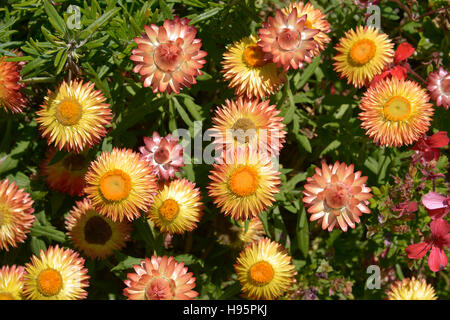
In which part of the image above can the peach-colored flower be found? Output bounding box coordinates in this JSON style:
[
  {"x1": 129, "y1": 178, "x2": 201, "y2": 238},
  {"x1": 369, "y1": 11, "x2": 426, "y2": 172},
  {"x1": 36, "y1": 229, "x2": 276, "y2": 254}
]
[
  {"x1": 210, "y1": 97, "x2": 286, "y2": 157},
  {"x1": 130, "y1": 16, "x2": 207, "y2": 94},
  {"x1": 139, "y1": 132, "x2": 184, "y2": 180},
  {"x1": 123, "y1": 255, "x2": 198, "y2": 300},
  {"x1": 427, "y1": 67, "x2": 449, "y2": 110},
  {"x1": 0, "y1": 265, "x2": 26, "y2": 300},
  {"x1": 0, "y1": 53, "x2": 27, "y2": 113},
  {"x1": 0, "y1": 179, "x2": 35, "y2": 251},
  {"x1": 40, "y1": 149, "x2": 89, "y2": 197},
  {"x1": 302, "y1": 161, "x2": 373, "y2": 232},
  {"x1": 258, "y1": 8, "x2": 319, "y2": 71},
  {"x1": 359, "y1": 78, "x2": 434, "y2": 147}
]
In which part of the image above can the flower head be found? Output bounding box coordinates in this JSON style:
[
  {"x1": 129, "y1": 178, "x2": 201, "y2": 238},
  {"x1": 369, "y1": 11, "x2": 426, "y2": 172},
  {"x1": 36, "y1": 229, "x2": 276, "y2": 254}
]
[
  {"x1": 139, "y1": 132, "x2": 184, "y2": 180},
  {"x1": 234, "y1": 238, "x2": 295, "y2": 300},
  {"x1": 0, "y1": 53, "x2": 27, "y2": 113},
  {"x1": 281, "y1": 1, "x2": 331, "y2": 56},
  {"x1": 0, "y1": 265, "x2": 26, "y2": 300},
  {"x1": 411, "y1": 131, "x2": 449, "y2": 162},
  {"x1": 405, "y1": 219, "x2": 450, "y2": 272},
  {"x1": 131, "y1": 16, "x2": 207, "y2": 94},
  {"x1": 427, "y1": 67, "x2": 450, "y2": 109},
  {"x1": 302, "y1": 161, "x2": 372, "y2": 232},
  {"x1": 359, "y1": 78, "x2": 434, "y2": 147},
  {"x1": 422, "y1": 192, "x2": 449, "y2": 220},
  {"x1": 208, "y1": 148, "x2": 280, "y2": 221},
  {"x1": 147, "y1": 178, "x2": 203, "y2": 234},
  {"x1": 333, "y1": 26, "x2": 394, "y2": 88},
  {"x1": 386, "y1": 277, "x2": 437, "y2": 300},
  {"x1": 222, "y1": 35, "x2": 286, "y2": 99},
  {"x1": 23, "y1": 245, "x2": 89, "y2": 300},
  {"x1": 0, "y1": 179, "x2": 35, "y2": 251},
  {"x1": 210, "y1": 97, "x2": 286, "y2": 157},
  {"x1": 123, "y1": 255, "x2": 198, "y2": 300},
  {"x1": 36, "y1": 80, "x2": 112, "y2": 153},
  {"x1": 85, "y1": 148, "x2": 158, "y2": 222},
  {"x1": 40, "y1": 149, "x2": 89, "y2": 197},
  {"x1": 258, "y1": 8, "x2": 319, "y2": 71},
  {"x1": 65, "y1": 198, "x2": 132, "y2": 260}
]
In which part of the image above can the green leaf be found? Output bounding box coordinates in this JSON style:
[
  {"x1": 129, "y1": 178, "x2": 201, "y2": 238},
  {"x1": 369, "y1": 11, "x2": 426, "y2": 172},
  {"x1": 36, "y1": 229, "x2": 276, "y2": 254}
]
[
  {"x1": 296, "y1": 205, "x2": 309, "y2": 258},
  {"x1": 295, "y1": 55, "x2": 320, "y2": 89},
  {"x1": 79, "y1": 7, "x2": 121, "y2": 40},
  {"x1": 296, "y1": 133, "x2": 312, "y2": 153},
  {"x1": 319, "y1": 140, "x2": 341, "y2": 157},
  {"x1": 30, "y1": 237, "x2": 47, "y2": 256},
  {"x1": 218, "y1": 282, "x2": 241, "y2": 300},
  {"x1": 43, "y1": 0, "x2": 68, "y2": 35},
  {"x1": 30, "y1": 224, "x2": 66, "y2": 243},
  {"x1": 159, "y1": 0, "x2": 173, "y2": 20},
  {"x1": 188, "y1": 7, "x2": 222, "y2": 24},
  {"x1": 111, "y1": 253, "x2": 142, "y2": 272}
]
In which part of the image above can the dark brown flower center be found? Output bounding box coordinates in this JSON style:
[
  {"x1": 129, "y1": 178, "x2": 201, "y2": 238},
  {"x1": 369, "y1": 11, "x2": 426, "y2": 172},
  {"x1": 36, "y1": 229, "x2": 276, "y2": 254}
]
[
  {"x1": 84, "y1": 215, "x2": 112, "y2": 245},
  {"x1": 62, "y1": 154, "x2": 87, "y2": 171}
]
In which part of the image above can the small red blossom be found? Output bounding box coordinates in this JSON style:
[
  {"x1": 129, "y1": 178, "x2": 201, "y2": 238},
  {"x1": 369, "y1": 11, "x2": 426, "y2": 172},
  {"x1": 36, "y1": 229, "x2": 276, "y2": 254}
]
[
  {"x1": 411, "y1": 131, "x2": 449, "y2": 162},
  {"x1": 392, "y1": 201, "x2": 418, "y2": 218},
  {"x1": 370, "y1": 42, "x2": 414, "y2": 87},
  {"x1": 405, "y1": 219, "x2": 450, "y2": 272}
]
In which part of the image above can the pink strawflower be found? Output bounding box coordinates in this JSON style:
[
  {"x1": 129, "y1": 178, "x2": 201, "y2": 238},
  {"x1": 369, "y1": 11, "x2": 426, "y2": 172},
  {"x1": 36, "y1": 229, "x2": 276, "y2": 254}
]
[
  {"x1": 139, "y1": 132, "x2": 184, "y2": 180},
  {"x1": 422, "y1": 192, "x2": 449, "y2": 220},
  {"x1": 130, "y1": 16, "x2": 207, "y2": 94},
  {"x1": 411, "y1": 131, "x2": 449, "y2": 162},
  {"x1": 405, "y1": 219, "x2": 450, "y2": 272},
  {"x1": 427, "y1": 67, "x2": 450, "y2": 110},
  {"x1": 258, "y1": 8, "x2": 319, "y2": 71}
]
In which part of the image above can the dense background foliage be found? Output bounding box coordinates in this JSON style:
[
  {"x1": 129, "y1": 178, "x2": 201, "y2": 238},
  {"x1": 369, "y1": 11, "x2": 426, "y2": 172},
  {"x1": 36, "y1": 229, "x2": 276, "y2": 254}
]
[{"x1": 0, "y1": 0, "x2": 448, "y2": 300}]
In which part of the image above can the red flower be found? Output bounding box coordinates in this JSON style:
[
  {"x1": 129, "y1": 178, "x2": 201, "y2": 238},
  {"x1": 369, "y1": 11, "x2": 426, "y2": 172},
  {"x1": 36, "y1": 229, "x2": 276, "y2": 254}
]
[
  {"x1": 405, "y1": 219, "x2": 450, "y2": 272},
  {"x1": 370, "y1": 42, "x2": 414, "y2": 87},
  {"x1": 422, "y1": 192, "x2": 450, "y2": 220},
  {"x1": 393, "y1": 42, "x2": 415, "y2": 64},
  {"x1": 392, "y1": 201, "x2": 417, "y2": 218},
  {"x1": 411, "y1": 131, "x2": 449, "y2": 162}
]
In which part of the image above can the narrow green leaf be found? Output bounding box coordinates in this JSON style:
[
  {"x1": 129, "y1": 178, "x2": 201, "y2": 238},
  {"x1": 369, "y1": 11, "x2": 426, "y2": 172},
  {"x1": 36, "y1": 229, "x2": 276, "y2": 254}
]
[
  {"x1": 43, "y1": 0, "x2": 67, "y2": 35},
  {"x1": 30, "y1": 224, "x2": 66, "y2": 243},
  {"x1": 79, "y1": 7, "x2": 121, "y2": 40}
]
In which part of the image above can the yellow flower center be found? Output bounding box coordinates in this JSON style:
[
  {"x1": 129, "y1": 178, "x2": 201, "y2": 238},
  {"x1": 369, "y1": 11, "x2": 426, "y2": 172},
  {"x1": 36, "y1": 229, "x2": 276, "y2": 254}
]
[
  {"x1": 159, "y1": 199, "x2": 180, "y2": 221},
  {"x1": 383, "y1": 96, "x2": 411, "y2": 121},
  {"x1": 304, "y1": 19, "x2": 313, "y2": 29},
  {"x1": 249, "y1": 261, "x2": 274, "y2": 285},
  {"x1": 232, "y1": 118, "x2": 257, "y2": 143},
  {"x1": 324, "y1": 183, "x2": 349, "y2": 210},
  {"x1": 100, "y1": 169, "x2": 132, "y2": 201},
  {"x1": 37, "y1": 268, "x2": 63, "y2": 297},
  {"x1": 0, "y1": 292, "x2": 15, "y2": 300},
  {"x1": 229, "y1": 166, "x2": 258, "y2": 197},
  {"x1": 350, "y1": 39, "x2": 376, "y2": 65},
  {"x1": 55, "y1": 99, "x2": 83, "y2": 126},
  {"x1": 154, "y1": 41, "x2": 184, "y2": 72},
  {"x1": 0, "y1": 203, "x2": 10, "y2": 227},
  {"x1": 243, "y1": 44, "x2": 267, "y2": 68},
  {"x1": 84, "y1": 215, "x2": 112, "y2": 245}
]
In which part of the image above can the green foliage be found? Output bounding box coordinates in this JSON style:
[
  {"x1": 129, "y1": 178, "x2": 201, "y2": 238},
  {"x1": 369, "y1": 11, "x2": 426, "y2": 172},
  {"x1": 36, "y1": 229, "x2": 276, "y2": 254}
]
[{"x1": 0, "y1": 0, "x2": 449, "y2": 300}]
